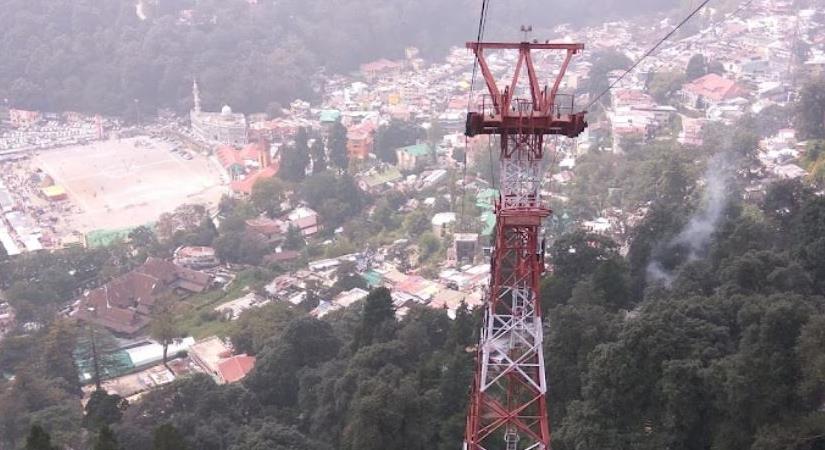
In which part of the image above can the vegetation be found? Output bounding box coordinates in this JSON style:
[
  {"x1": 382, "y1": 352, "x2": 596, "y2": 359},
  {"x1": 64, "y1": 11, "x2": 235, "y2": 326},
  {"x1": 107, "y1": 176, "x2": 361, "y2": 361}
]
[
  {"x1": 0, "y1": 0, "x2": 685, "y2": 116},
  {"x1": 3, "y1": 161, "x2": 825, "y2": 450},
  {"x1": 374, "y1": 120, "x2": 426, "y2": 165},
  {"x1": 1, "y1": 8, "x2": 824, "y2": 449},
  {"x1": 298, "y1": 171, "x2": 366, "y2": 231},
  {"x1": 29, "y1": 181, "x2": 820, "y2": 450},
  {"x1": 250, "y1": 178, "x2": 286, "y2": 218},
  {"x1": 796, "y1": 76, "x2": 825, "y2": 140},
  {"x1": 583, "y1": 50, "x2": 633, "y2": 108},
  {"x1": 279, "y1": 128, "x2": 311, "y2": 183},
  {"x1": 328, "y1": 122, "x2": 350, "y2": 170},
  {"x1": 150, "y1": 300, "x2": 182, "y2": 369}
]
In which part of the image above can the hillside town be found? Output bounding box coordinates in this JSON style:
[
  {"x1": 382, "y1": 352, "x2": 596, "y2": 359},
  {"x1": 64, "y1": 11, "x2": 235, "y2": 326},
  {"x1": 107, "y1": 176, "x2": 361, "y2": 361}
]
[{"x1": 1, "y1": 0, "x2": 823, "y2": 409}]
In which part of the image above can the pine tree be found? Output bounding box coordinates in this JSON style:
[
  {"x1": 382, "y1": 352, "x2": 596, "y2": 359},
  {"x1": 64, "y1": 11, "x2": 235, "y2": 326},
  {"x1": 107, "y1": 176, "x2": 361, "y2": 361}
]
[
  {"x1": 41, "y1": 320, "x2": 80, "y2": 393},
  {"x1": 310, "y1": 139, "x2": 327, "y2": 174},
  {"x1": 284, "y1": 225, "x2": 306, "y2": 251},
  {"x1": 685, "y1": 53, "x2": 707, "y2": 80},
  {"x1": 795, "y1": 76, "x2": 825, "y2": 140},
  {"x1": 352, "y1": 287, "x2": 395, "y2": 350},
  {"x1": 84, "y1": 390, "x2": 127, "y2": 430},
  {"x1": 153, "y1": 424, "x2": 187, "y2": 450},
  {"x1": 294, "y1": 127, "x2": 311, "y2": 176},
  {"x1": 93, "y1": 425, "x2": 119, "y2": 450},
  {"x1": 328, "y1": 121, "x2": 349, "y2": 169},
  {"x1": 279, "y1": 128, "x2": 311, "y2": 182},
  {"x1": 25, "y1": 425, "x2": 57, "y2": 450},
  {"x1": 76, "y1": 325, "x2": 129, "y2": 390},
  {"x1": 150, "y1": 301, "x2": 180, "y2": 369}
]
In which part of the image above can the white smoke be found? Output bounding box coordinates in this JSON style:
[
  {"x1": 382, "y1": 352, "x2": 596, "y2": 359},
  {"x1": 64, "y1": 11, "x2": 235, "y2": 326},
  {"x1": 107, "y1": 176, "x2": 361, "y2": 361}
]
[
  {"x1": 646, "y1": 154, "x2": 732, "y2": 286},
  {"x1": 646, "y1": 259, "x2": 676, "y2": 286}
]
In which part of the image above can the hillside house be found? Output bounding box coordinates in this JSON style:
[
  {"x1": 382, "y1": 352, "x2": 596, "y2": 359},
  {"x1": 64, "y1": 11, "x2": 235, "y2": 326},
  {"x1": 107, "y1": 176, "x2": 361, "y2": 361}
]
[
  {"x1": 396, "y1": 143, "x2": 432, "y2": 171},
  {"x1": 75, "y1": 258, "x2": 211, "y2": 336},
  {"x1": 681, "y1": 73, "x2": 748, "y2": 109}
]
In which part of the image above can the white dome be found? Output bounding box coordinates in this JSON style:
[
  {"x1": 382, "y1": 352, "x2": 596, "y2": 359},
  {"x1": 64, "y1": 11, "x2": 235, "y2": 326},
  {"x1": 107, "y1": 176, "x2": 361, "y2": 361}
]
[{"x1": 221, "y1": 105, "x2": 232, "y2": 115}]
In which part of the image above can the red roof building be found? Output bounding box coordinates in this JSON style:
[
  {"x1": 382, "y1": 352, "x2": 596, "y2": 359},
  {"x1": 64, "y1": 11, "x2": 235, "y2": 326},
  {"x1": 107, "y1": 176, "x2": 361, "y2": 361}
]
[
  {"x1": 681, "y1": 73, "x2": 748, "y2": 108},
  {"x1": 347, "y1": 121, "x2": 376, "y2": 160},
  {"x1": 612, "y1": 89, "x2": 654, "y2": 108},
  {"x1": 216, "y1": 145, "x2": 244, "y2": 179},
  {"x1": 245, "y1": 216, "x2": 288, "y2": 238},
  {"x1": 217, "y1": 355, "x2": 256, "y2": 383},
  {"x1": 229, "y1": 164, "x2": 279, "y2": 196},
  {"x1": 239, "y1": 142, "x2": 263, "y2": 162},
  {"x1": 9, "y1": 109, "x2": 41, "y2": 128},
  {"x1": 75, "y1": 257, "x2": 211, "y2": 336},
  {"x1": 360, "y1": 59, "x2": 404, "y2": 81},
  {"x1": 220, "y1": 137, "x2": 279, "y2": 196}
]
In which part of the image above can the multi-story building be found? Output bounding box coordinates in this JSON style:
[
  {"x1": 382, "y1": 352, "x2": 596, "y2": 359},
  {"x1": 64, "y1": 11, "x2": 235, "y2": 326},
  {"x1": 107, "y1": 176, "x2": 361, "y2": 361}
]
[
  {"x1": 173, "y1": 246, "x2": 220, "y2": 269},
  {"x1": 190, "y1": 80, "x2": 248, "y2": 146}
]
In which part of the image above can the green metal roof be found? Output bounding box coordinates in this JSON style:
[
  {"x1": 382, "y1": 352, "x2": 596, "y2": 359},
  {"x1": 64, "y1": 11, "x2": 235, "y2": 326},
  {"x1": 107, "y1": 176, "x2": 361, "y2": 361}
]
[
  {"x1": 480, "y1": 210, "x2": 496, "y2": 236},
  {"x1": 397, "y1": 143, "x2": 432, "y2": 158},
  {"x1": 319, "y1": 109, "x2": 342, "y2": 123},
  {"x1": 476, "y1": 188, "x2": 498, "y2": 210},
  {"x1": 74, "y1": 348, "x2": 134, "y2": 385},
  {"x1": 85, "y1": 221, "x2": 155, "y2": 248},
  {"x1": 362, "y1": 270, "x2": 383, "y2": 288},
  {"x1": 86, "y1": 226, "x2": 138, "y2": 248}
]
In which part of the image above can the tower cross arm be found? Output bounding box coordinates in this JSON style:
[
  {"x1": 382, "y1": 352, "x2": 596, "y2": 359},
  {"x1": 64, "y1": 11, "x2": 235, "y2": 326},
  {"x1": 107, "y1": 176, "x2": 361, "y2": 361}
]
[{"x1": 466, "y1": 42, "x2": 584, "y2": 51}]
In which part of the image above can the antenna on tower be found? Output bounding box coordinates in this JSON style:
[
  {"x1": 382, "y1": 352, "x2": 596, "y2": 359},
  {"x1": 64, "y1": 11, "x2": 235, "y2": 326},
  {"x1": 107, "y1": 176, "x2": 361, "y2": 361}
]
[{"x1": 520, "y1": 24, "x2": 533, "y2": 42}]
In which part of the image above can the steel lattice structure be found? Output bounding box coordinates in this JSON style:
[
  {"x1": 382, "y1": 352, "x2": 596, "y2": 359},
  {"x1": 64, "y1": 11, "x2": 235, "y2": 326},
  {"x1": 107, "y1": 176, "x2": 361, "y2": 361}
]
[{"x1": 464, "y1": 41, "x2": 587, "y2": 450}]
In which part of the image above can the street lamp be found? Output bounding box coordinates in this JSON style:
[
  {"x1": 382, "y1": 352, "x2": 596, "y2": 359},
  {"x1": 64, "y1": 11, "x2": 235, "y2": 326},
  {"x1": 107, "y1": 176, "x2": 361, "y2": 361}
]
[{"x1": 134, "y1": 98, "x2": 141, "y2": 124}]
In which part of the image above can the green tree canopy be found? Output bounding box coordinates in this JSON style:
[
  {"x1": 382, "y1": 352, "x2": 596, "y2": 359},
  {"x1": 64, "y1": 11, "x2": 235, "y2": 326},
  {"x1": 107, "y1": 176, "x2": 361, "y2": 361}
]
[
  {"x1": 250, "y1": 178, "x2": 285, "y2": 218},
  {"x1": 685, "y1": 53, "x2": 708, "y2": 80},
  {"x1": 152, "y1": 424, "x2": 187, "y2": 450},
  {"x1": 795, "y1": 76, "x2": 825, "y2": 140},
  {"x1": 24, "y1": 425, "x2": 58, "y2": 450},
  {"x1": 93, "y1": 425, "x2": 120, "y2": 450},
  {"x1": 374, "y1": 120, "x2": 426, "y2": 164},
  {"x1": 328, "y1": 121, "x2": 350, "y2": 169},
  {"x1": 310, "y1": 138, "x2": 327, "y2": 174},
  {"x1": 83, "y1": 390, "x2": 128, "y2": 431},
  {"x1": 352, "y1": 287, "x2": 396, "y2": 350},
  {"x1": 298, "y1": 171, "x2": 365, "y2": 230}
]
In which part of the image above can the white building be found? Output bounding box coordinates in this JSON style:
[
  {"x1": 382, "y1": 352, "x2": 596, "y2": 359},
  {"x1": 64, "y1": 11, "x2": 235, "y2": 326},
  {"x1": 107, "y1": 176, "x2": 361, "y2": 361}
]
[
  {"x1": 190, "y1": 80, "x2": 248, "y2": 146},
  {"x1": 431, "y1": 212, "x2": 457, "y2": 238},
  {"x1": 173, "y1": 246, "x2": 219, "y2": 269},
  {"x1": 287, "y1": 206, "x2": 320, "y2": 236}
]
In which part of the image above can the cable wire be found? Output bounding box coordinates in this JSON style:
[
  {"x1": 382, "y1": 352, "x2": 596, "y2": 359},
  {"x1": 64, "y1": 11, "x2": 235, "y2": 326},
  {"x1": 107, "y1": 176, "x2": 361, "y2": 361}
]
[
  {"x1": 586, "y1": 0, "x2": 713, "y2": 109},
  {"x1": 467, "y1": 0, "x2": 490, "y2": 112},
  {"x1": 628, "y1": 0, "x2": 757, "y2": 84},
  {"x1": 461, "y1": 0, "x2": 491, "y2": 231}
]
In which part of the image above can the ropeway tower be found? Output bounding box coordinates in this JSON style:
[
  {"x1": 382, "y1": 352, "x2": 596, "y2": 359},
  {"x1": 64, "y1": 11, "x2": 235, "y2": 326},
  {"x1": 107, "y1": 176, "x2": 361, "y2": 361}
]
[{"x1": 463, "y1": 41, "x2": 587, "y2": 450}]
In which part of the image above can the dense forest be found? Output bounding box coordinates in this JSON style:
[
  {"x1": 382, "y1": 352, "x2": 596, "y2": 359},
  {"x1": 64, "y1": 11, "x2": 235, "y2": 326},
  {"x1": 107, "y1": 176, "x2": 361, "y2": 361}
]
[
  {"x1": 2, "y1": 2, "x2": 825, "y2": 449},
  {"x1": 0, "y1": 75, "x2": 824, "y2": 450},
  {"x1": 0, "y1": 0, "x2": 689, "y2": 116},
  {"x1": 6, "y1": 177, "x2": 825, "y2": 450},
  {"x1": 3, "y1": 94, "x2": 825, "y2": 448}
]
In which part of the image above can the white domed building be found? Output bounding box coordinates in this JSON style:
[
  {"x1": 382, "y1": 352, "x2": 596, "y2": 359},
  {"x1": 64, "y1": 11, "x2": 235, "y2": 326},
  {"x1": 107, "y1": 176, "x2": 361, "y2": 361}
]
[{"x1": 190, "y1": 80, "x2": 248, "y2": 146}]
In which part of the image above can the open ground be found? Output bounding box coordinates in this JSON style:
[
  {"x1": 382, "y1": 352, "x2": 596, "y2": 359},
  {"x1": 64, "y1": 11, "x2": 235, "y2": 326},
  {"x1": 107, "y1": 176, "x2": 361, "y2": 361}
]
[{"x1": 32, "y1": 136, "x2": 225, "y2": 233}]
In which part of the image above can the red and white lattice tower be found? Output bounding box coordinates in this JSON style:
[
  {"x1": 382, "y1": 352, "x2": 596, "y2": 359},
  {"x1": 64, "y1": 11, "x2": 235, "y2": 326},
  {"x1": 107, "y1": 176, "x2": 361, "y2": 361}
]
[{"x1": 463, "y1": 41, "x2": 587, "y2": 450}]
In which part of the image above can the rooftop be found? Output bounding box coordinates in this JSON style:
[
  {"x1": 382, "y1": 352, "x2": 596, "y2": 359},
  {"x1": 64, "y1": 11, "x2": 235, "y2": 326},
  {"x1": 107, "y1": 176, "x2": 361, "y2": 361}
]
[
  {"x1": 319, "y1": 109, "x2": 342, "y2": 123},
  {"x1": 217, "y1": 354, "x2": 256, "y2": 383},
  {"x1": 683, "y1": 73, "x2": 748, "y2": 102},
  {"x1": 397, "y1": 143, "x2": 432, "y2": 158}
]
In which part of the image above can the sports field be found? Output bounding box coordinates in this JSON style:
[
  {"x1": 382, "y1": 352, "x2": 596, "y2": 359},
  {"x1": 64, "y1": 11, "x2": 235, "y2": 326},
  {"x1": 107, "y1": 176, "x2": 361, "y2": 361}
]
[{"x1": 33, "y1": 137, "x2": 225, "y2": 232}]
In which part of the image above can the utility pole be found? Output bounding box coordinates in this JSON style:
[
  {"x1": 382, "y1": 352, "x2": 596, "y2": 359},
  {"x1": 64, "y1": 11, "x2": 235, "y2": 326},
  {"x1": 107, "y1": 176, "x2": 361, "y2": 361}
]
[{"x1": 463, "y1": 40, "x2": 587, "y2": 450}]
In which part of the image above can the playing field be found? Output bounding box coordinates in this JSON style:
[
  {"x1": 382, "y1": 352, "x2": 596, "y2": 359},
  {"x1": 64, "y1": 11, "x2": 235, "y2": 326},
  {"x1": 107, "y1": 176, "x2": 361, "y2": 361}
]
[{"x1": 33, "y1": 137, "x2": 225, "y2": 233}]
